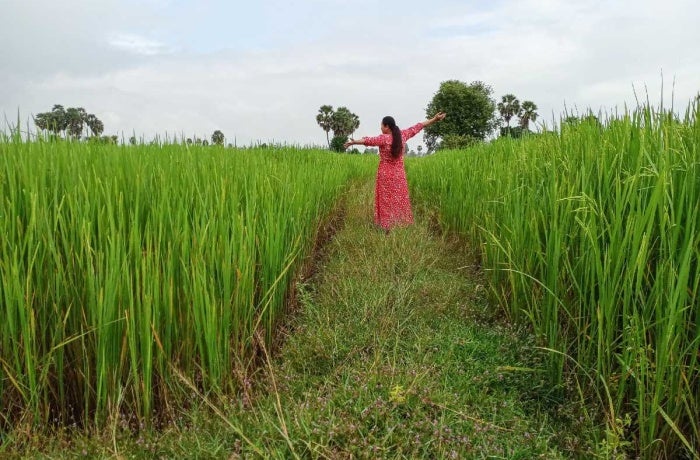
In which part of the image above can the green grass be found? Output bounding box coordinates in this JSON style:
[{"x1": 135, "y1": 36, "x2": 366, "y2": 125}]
[
  {"x1": 0, "y1": 138, "x2": 372, "y2": 433},
  {"x1": 408, "y1": 102, "x2": 700, "y2": 459},
  {"x1": 3, "y1": 182, "x2": 601, "y2": 458}
]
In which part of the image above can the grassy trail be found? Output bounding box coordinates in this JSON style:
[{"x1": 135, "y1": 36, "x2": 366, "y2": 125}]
[{"x1": 10, "y1": 182, "x2": 597, "y2": 458}]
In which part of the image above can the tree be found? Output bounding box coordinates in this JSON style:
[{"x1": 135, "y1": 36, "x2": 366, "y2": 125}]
[
  {"x1": 519, "y1": 101, "x2": 538, "y2": 131},
  {"x1": 499, "y1": 126, "x2": 524, "y2": 138},
  {"x1": 497, "y1": 94, "x2": 521, "y2": 128},
  {"x1": 65, "y1": 107, "x2": 87, "y2": 138},
  {"x1": 331, "y1": 106, "x2": 359, "y2": 139},
  {"x1": 316, "y1": 105, "x2": 334, "y2": 147},
  {"x1": 330, "y1": 135, "x2": 348, "y2": 153},
  {"x1": 85, "y1": 113, "x2": 104, "y2": 137},
  {"x1": 34, "y1": 105, "x2": 103, "y2": 139},
  {"x1": 202, "y1": 140, "x2": 209, "y2": 146},
  {"x1": 129, "y1": 136, "x2": 137, "y2": 145},
  {"x1": 211, "y1": 130, "x2": 225, "y2": 145},
  {"x1": 34, "y1": 105, "x2": 68, "y2": 135},
  {"x1": 440, "y1": 134, "x2": 479, "y2": 150},
  {"x1": 424, "y1": 80, "x2": 497, "y2": 152},
  {"x1": 416, "y1": 145, "x2": 423, "y2": 156},
  {"x1": 349, "y1": 112, "x2": 360, "y2": 138},
  {"x1": 316, "y1": 105, "x2": 361, "y2": 150}
]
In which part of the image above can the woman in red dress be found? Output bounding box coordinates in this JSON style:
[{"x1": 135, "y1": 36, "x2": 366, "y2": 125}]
[{"x1": 344, "y1": 112, "x2": 447, "y2": 231}]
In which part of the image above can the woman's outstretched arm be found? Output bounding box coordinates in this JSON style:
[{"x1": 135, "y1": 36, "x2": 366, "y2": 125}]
[
  {"x1": 422, "y1": 112, "x2": 447, "y2": 127},
  {"x1": 402, "y1": 112, "x2": 448, "y2": 141},
  {"x1": 343, "y1": 112, "x2": 446, "y2": 149},
  {"x1": 344, "y1": 135, "x2": 385, "y2": 149}
]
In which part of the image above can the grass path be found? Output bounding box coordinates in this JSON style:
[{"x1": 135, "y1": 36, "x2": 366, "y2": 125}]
[{"x1": 9, "y1": 182, "x2": 597, "y2": 458}]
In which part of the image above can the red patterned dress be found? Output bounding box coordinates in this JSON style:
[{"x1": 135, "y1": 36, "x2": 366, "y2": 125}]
[{"x1": 362, "y1": 122, "x2": 424, "y2": 230}]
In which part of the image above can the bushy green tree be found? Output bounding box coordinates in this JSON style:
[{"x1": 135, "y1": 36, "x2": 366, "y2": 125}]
[
  {"x1": 424, "y1": 80, "x2": 497, "y2": 152},
  {"x1": 330, "y1": 135, "x2": 348, "y2": 152}
]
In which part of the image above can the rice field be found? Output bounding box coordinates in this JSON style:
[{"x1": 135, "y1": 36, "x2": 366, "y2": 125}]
[
  {"x1": 0, "y1": 139, "x2": 373, "y2": 429},
  {"x1": 408, "y1": 101, "x2": 700, "y2": 458},
  {"x1": 1, "y1": 100, "x2": 699, "y2": 459}
]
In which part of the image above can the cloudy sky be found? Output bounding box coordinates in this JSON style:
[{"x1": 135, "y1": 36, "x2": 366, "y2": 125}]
[{"x1": 1, "y1": 0, "x2": 699, "y2": 147}]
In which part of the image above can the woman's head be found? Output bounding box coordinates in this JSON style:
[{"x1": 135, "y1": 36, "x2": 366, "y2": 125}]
[{"x1": 381, "y1": 116, "x2": 403, "y2": 158}]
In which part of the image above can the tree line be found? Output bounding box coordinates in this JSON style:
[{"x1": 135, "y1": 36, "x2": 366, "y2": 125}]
[
  {"x1": 34, "y1": 105, "x2": 105, "y2": 139},
  {"x1": 317, "y1": 79, "x2": 541, "y2": 153},
  {"x1": 33, "y1": 106, "x2": 228, "y2": 146}
]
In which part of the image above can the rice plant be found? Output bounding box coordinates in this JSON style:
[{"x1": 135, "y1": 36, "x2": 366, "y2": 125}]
[
  {"x1": 409, "y1": 101, "x2": 700, "y2": 459},
  {"x1": 0, "y1": 139, "x2": 372, "y2": 430}
]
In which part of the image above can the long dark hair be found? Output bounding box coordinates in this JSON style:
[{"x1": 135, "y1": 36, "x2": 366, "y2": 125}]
[{"x1": 382, "y1": 116, "x2": 403, "y2": 158}]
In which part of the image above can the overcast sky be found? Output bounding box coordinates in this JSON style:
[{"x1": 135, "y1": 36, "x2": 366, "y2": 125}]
[{"x1": 1, "y1": 0, "x2": 699, "y2": 147}]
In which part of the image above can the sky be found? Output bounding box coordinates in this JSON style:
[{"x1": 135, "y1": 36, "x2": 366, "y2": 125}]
[{"x1": 1, "y1": 0, "x2": 699, "y2": 147}]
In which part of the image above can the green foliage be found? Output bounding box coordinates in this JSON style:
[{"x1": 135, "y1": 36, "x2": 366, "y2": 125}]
[
  {"x1": 65, "y1": 107, "x2": 87, "y2": 138},
  {"x1": 497, "y1": 95, "x2": 539, "y2": 136},
  {"x1": 499, "y1": 126, "x2": 525, "y2": 138},
  {"x1": 33, "y1": 105, "x2": 68, "y2": 134},
  {"x1": 439, "y1": 133, "x2": 479, "y2": 150},
  {"x1": 211, "y1": 130, "x2": 225, "y2": 146},
  {"x1": 7, "y1": 183, "x2": 600, "y2": 458},
  {"x1": 497, "y1": 94, "x2": 520, "y2": 127},
  {"x1": 34, "y1": 105, "x2": 104, "y2": 139},
  {"x1": 85, "y1": 113, "x2": 104, "y2": 137},
  {"x1": 424, "y1": 80, "x2": 497, "y2": 152},
  {"x1": 0, "y1": 141, "x2": 372, "y2": 432},
  {"x1": 410, "y1": 102, "x2": 700, "y2": 459},
  {"x1": 316, "y1": 105, "x2": 334, "y2": 147},
  {"x1": 317, "y1": 105, "x2": 360, "y2": 150},
  {"x1": 330, "y1": 134, "x2": 348, "y2": 152},
  {"x1": 331, "y1": 106, "x2": 360, "y2": 139},
  {"x1": 519, "y1": 100, "x2": 538, "y2": 130}
]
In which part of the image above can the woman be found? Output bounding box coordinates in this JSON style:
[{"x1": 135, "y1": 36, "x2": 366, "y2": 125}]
[{"x1": 344, "y1": 112, "x2": 447, "y2": 231}]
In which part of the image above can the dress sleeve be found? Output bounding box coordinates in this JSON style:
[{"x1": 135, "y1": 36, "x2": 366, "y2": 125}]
[
  {"x1": 401, "y1": 122, "x2": 424, "y2": 142},
  {"x1": 362, "y1": 134, "x2": 388, "y2": 147}
]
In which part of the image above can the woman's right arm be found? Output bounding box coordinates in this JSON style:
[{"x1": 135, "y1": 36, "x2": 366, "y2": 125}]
[{"x1": 344, "y1": 135, "x2": 385, "y2": 149}]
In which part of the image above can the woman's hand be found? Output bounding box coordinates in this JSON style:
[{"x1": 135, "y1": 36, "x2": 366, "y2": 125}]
[
  {"x1": 423, "y1": 112, "x2": 447, "y2": 127},
  {"x1": 343, "y1": 139, "x2": 355, "y2": 149}
]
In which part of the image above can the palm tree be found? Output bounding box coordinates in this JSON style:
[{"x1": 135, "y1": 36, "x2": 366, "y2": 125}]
[
  {"x1": 211, "y1": 130, "x2": 225, "y2": 145},
  {"x1": 85, "y1": 114, "x2": 104, "y2": 137},
  {"x1": 350, "y1": 113, "x2": 360, "y2": 138},
  {"x1": 34, "y1": 112, "x2": 50, "y2": 132},
  {"x1": 49, "y1": 105, "x2": 67, "y2": 135},
  {"x1": 497, "y1": 94, "x2": 520, "y2": 128},
  {"x1": 316, "y1": 105, "x2": 334, "y2": 147},
  {"x1": 65, "y1": 107, "x2": 87, "y2": 138},
  {"x1": 331, "y1": 107, "x2": 356, "y2": 138},
  {"x1": 519, "y1": 101, "x2": 539, "y2": 131}
]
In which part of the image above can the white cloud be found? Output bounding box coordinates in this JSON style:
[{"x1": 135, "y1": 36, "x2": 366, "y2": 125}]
[
  {"x1": 108, "y1": 34, "x2": 173, "y2": 56},
  {"x1": 1, "y1": 0, "x2": 699, "y2": 147}
]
